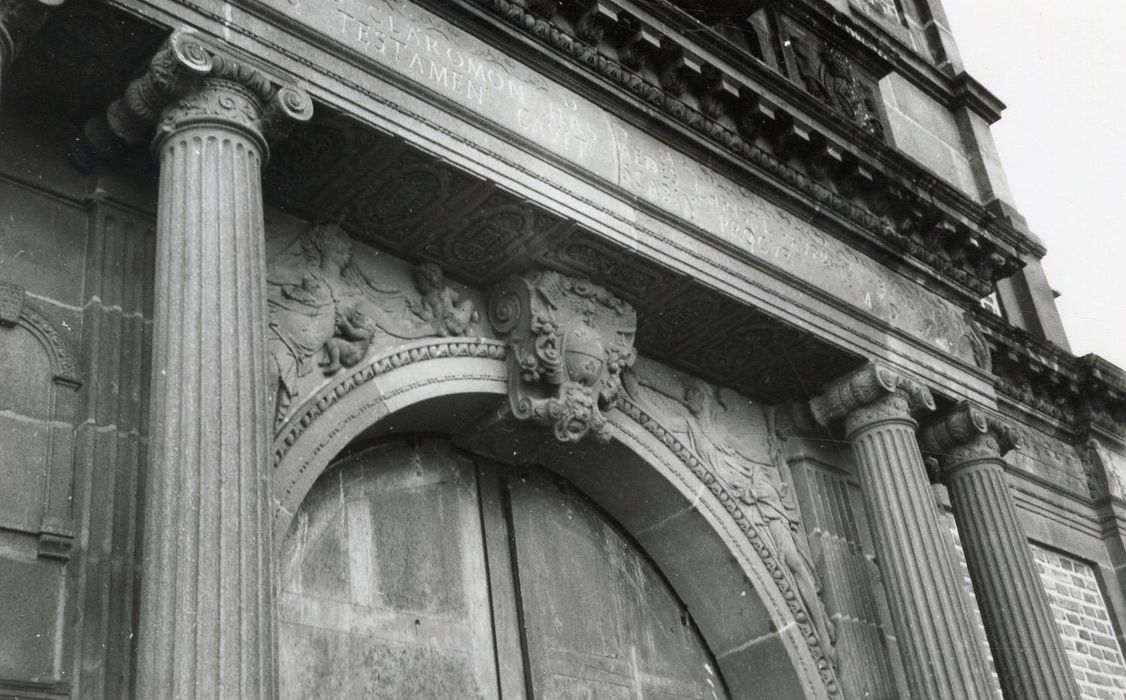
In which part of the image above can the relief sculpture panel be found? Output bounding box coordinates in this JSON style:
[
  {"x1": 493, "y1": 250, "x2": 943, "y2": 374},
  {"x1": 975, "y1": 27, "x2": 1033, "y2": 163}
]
[
  {"x1": 260, "y1": 0, "x2": 978, "y2": 364},
  {"x1": 621, "y1": 357, "x2": 836, "y2": 656},
  {"x1": 266, "y1": 223, "x2": 479, "y2": 426}
]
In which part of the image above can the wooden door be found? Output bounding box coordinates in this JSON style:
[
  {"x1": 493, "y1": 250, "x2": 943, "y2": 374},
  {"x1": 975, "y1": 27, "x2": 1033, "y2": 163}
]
[{"x1": 277, "y1": 440, "x2": 730, "y2": 699}]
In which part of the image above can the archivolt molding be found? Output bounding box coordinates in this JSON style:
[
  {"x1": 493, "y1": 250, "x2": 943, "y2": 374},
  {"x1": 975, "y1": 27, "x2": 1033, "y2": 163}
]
[
  {"x1": 272, "y1": 336, "x2": 507, "y2": 466},
  {"x1": 0, "y1": 281, "x2": 80, "y2": 387},
  {"x1": 615, "y1": 394, "x2": 841, "y2": 697},
  {"x1": 272, "y1": 333, "x2": 840, "y2": 698}
]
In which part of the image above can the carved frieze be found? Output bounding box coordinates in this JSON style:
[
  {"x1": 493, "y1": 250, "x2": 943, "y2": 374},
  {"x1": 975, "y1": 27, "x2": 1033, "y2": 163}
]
[
  {"x1": 266, "y1": 223, "x2": 478, "y2": 426},
  {"x1": 489, "y1": 269, "x2": 636, "y2": 442}
]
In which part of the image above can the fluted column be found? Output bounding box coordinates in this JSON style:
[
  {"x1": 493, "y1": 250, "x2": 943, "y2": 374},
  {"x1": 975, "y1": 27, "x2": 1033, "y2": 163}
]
[
  {"x1": 88, "y1": 30, "x2": 312, "y2": 699},
  {"x1": 810, "y1": 363, "x2": 994, "y2": 699},
  {"x1": 921, "y1": 402, "x2": 1081, "y2": 699},
  {"x1": 0, "y1": 0, "x2": 62, "y2": 102}
]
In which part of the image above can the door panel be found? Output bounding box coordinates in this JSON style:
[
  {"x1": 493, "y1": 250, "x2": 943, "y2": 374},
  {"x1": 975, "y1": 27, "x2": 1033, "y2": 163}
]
[
  {"x1": 277, "y1": 441, "x2": 498, "y2": 699},
  {"x1": 507, "y1": 471, "x2": 730, "y2": 700},
  {"x1": 277, "y1": 439, "x2": 729, "y2": 699}
]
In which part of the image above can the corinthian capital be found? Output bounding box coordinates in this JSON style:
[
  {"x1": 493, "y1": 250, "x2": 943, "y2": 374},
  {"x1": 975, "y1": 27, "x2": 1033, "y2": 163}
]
[
  {"x1": 79, "y1": 28, "x2": 312, "y2": 164},
  {"x1": 809, "y1": 362, "x2": 935, "y2": 427},
  {"x1": 920, "y1": 401, "x2": 1020, "y2": 470}
]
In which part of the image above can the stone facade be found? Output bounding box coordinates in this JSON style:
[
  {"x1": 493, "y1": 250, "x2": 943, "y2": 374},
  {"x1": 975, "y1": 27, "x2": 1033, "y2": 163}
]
[{"x1": 1, "y1": 0, "x2": 1125, "y2": 698}]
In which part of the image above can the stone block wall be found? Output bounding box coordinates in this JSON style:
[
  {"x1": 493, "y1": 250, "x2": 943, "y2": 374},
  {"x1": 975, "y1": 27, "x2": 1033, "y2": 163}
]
[
  {"x1": 879, "y1": 73, "x2": 979, "y2": 199},
  {"x1": 0, "y1": 110, "x2": 156, "y2": 699}
]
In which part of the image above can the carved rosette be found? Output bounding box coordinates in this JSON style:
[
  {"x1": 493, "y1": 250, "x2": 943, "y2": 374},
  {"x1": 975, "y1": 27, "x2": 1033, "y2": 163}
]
[
  {"x1": 809, "y1": 362, "x2": 935, "y2": 434},
  {"x1": 489, "y1": 269, "x2": 636, "y2": 442},
  {"x1": 82, "y1": 28, "x2": 313, "y2": 163},
  {"x1": 920, "y1": 401, "x2": 1019, "y2": 472}
]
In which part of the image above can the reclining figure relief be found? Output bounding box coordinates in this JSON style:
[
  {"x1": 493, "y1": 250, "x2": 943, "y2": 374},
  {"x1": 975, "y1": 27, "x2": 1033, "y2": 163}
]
[
  {"x1": 266, "y1": 223, "x2": 479, "y2": 426},
  {"x1": 621, "y1": 359, "x2": 835, "y2": 656}
]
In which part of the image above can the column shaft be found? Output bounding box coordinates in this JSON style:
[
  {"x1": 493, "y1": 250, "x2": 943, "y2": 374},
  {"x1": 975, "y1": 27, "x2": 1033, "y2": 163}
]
[
  {"x1": 847, "y1": 395, "x2": 995, "y2": 699},
  {"x1": 136, "y1": 84, "x2": 274, "y2": 699},
  {"x1": 946, "y1": 458, "x2": 1081, "y2": 698}
]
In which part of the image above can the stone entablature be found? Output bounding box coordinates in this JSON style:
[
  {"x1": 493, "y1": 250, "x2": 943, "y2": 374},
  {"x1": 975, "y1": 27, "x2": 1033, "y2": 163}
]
[
  {"x1": 978, "y1": 310, "x2": 1126, "y2": 442},
  {"x1": 452, "y1": 0, "x2": 1031, "y2": 301}
]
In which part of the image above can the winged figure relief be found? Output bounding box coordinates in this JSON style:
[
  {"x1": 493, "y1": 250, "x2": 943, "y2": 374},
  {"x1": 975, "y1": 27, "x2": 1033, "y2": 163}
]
[
  {"x1": 621, "y1": 360, "x2": 835, "y2": 657},
  {"x1": 266, "y1": 223, "x2": 478, "y2": 426}
]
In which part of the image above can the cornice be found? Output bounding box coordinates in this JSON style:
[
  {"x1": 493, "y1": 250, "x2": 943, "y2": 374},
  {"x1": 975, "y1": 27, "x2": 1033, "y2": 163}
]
[
  {"x1": 453, "y1": 0, "x2": 1032, "y2": 306},
  {"x1": 977, "y1": 310, "x2": 1126, "y2": 441}
]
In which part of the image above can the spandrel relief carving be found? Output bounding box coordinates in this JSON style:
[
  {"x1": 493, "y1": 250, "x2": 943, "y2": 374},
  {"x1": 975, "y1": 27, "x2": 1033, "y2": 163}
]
[
  {"x1": 621, "y1": 358, "x2": 835, "y2": 655},
  {"x1": 267, "y1": 223, "x2": 479, "y2": 425}
]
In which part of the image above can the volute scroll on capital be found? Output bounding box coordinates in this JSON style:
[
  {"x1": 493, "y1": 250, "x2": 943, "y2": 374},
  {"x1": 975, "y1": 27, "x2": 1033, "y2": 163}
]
[
  {"x1": 80, "y1": 28, "x2": 313, "y2": 164},
  {"x1": 920, "y1": 401, "x2": 1021, "y2": 472},
  {"x1": 809, "y1": 362, "x2": 936, "y2": 429}
]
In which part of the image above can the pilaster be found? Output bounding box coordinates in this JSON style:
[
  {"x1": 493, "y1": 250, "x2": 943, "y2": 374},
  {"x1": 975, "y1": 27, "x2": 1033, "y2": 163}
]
[
  {"x1": 920, "y1": 401, "x2": 1080, "y2": 699},
  {"x1": 810, "y1": 363, "x2": 995, "y2": 699},
  {"x1": 87, "y1": 29, "x2": 312, "y2": 699}
]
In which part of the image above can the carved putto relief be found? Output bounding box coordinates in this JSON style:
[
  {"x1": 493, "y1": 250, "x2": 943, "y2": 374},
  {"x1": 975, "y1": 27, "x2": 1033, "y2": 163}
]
[
  {"x1": 621, "y1": 358, "x2": 835, "y2": 655},
  {"x1": 266, "y1": 223, "x2": 478, "y2": 425}
]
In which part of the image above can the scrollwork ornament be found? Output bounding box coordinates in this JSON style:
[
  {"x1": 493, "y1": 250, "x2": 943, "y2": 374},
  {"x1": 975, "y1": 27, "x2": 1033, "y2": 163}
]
[
  {"x1": 156, "y1": 79, "x2": 267, "y2": 154},
  {"x1": 81, "y1": 27, "x2": 312, "y2": 164},
  {"x1": 810, "y1": 362, "x2": 935, "y2": 433},
  {"x1": 489, "y1": 269, "x2": 636, "y2": 443},
  {"x1": 920, "y1": 401, "x2": 1020, "y2": 476}
]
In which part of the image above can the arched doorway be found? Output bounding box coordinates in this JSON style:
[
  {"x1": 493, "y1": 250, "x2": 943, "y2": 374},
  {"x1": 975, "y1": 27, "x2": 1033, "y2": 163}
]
[{"x1": 277, "y1": 439, "x2": 729, "y2": 699}]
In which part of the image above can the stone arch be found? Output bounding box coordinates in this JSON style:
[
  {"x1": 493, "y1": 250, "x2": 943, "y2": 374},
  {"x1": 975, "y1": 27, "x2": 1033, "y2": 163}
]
[
  {"x1": 272, "y1": 337, "x2": 840, "y2": 700},
  {"x1": 0, "y1": 281, "x2": 81, "y2": 559}
]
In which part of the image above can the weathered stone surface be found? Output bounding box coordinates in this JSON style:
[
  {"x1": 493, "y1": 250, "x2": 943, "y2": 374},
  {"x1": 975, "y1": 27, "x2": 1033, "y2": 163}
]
[
  {"x1": 810, "y1": 364, "x2": 995, "y2": 699},
  {"x1": 0, "y1": 554, "x2": 64, "y2": 681},
  {"x1": 71, "y1": 202, "x2": 154, "y2": 700},
  {"x1": 922, "y1": 402, "x2": 1081, "y2": 699},
  {"x1": 133, "y1": 38, "x2": 311, "y2": 695},
  {"x1": 257, "y1": 0, "x2": 980, "y2": 365}
]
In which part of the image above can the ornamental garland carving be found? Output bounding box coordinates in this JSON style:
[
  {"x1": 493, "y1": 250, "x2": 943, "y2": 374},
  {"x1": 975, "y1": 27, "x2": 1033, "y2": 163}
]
[
  {"x1": 488, "y1": 269, "x2": 636, "y2": 442},
  {"x1": 266, "y1": 223, "x2": 479, "y2": 427},
  {"x1": 621, "y1": 359, "x2": 836, "y2": 659}
]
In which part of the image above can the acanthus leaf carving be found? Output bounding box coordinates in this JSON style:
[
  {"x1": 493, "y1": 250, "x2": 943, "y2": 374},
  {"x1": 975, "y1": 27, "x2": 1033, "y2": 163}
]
[{"x1": 489, "y1": 269, "x2": 636, "y2": 442}]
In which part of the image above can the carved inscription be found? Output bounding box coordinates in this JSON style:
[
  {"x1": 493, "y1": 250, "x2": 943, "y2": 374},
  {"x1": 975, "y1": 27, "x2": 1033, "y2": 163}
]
[
  {"x1": 274, "y1": 0, "x2": 614, "y2": 170},
  {"x1": 269, "y1": 0, "x2": 975, "y2": 363},
  {"x1": 615, "y1": 124, "x2": 974, "y2": 361}
]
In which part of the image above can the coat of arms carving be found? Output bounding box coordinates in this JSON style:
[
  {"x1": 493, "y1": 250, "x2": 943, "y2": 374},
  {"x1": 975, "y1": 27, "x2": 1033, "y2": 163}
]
[{"x1": 488, "y1": 270, "x2": 637, "y2": 442}]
